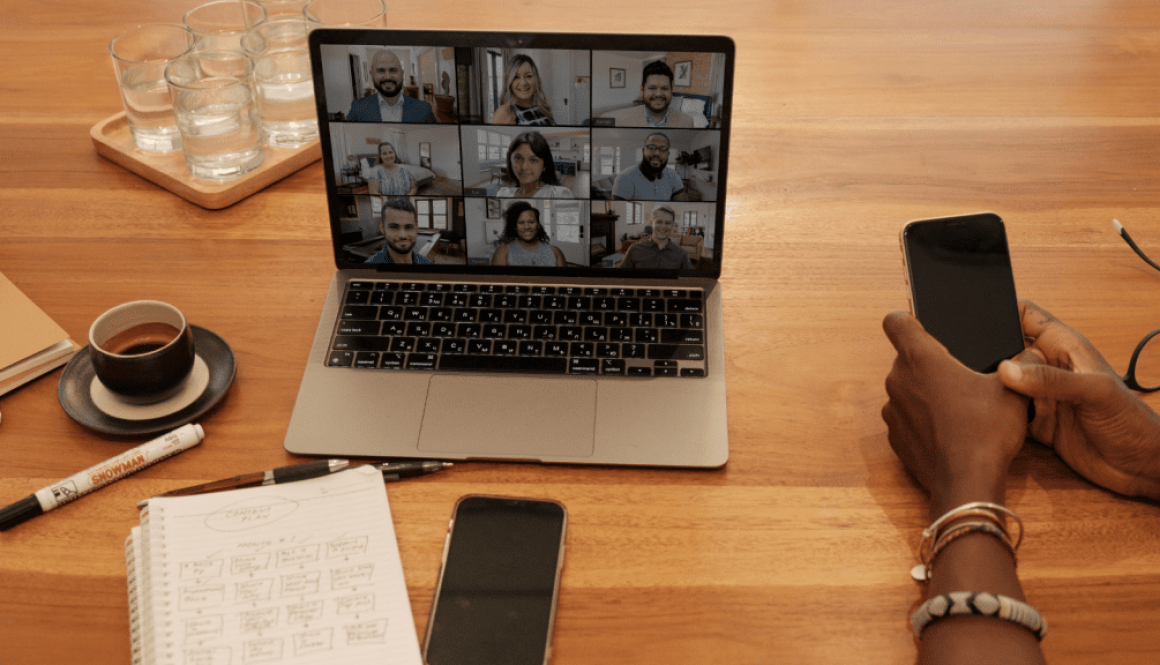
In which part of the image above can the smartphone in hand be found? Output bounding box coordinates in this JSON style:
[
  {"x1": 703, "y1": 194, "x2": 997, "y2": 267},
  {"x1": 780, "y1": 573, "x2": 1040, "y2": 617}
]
[{"x1": 901, "y1": 212, "x2": 1025, "y2": 373}]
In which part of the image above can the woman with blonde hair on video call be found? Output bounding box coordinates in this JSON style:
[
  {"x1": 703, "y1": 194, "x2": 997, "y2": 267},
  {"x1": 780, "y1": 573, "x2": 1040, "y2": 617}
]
[
  {"x1": 491, "y1": 54, "x2": 556, "y2": 126},
  {"x1": 491, "y1": 200, "x2": 567, "y2": 267},
  {"x1": 495, "y1": 132, "x2": 573, "y2": 199},
  {"x1": 362, "y1": 141, "x2": 418, "y2": 196}
]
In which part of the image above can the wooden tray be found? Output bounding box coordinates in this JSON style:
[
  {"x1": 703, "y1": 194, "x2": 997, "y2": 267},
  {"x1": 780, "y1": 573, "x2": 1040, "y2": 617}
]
[{"x1": 90, "y1": 112, "x2": 321, "y2": 210}]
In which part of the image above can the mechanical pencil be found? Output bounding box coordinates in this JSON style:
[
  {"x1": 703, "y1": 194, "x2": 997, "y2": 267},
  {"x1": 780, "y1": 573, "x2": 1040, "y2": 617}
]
[{"x1": 0, "y1": 423, "x2": 204, "y2": 531}]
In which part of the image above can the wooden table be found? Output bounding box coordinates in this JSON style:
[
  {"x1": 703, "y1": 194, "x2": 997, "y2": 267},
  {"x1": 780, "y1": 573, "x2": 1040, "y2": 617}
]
[{"x1": 3, "y1": 2, "x2": 1160, "y2": 663}]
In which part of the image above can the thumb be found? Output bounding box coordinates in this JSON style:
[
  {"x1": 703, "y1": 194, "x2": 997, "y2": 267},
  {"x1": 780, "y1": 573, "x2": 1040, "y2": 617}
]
[{"x1": 999, "y1": 359, "x2": 1102, "y2": 404}]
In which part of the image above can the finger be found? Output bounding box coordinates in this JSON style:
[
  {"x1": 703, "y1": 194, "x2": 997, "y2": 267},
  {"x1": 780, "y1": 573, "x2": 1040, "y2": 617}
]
[
  {"x1": 1010, "y1": 346, "x2": 1047, "y2": 368},
  {"x1": 882, "y1": 311, "x2": 937, "y2": 356},
  {"x1": 1017, "y1": 299, "x2": 1059, "y2": 339},
  {"x1": 998, "y1": 359, "x2": 1114, "y2": 404}
]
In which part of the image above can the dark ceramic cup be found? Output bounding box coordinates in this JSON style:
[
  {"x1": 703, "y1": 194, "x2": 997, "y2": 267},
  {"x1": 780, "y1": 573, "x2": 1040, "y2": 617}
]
[{"x1": 89, "y1": 301, "x2": 196, "y2": 404}]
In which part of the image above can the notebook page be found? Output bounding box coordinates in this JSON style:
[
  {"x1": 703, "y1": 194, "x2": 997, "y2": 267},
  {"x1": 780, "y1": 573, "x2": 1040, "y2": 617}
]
[{"x1": 142, "y1": 466, "x2": 422, "y2": 665}]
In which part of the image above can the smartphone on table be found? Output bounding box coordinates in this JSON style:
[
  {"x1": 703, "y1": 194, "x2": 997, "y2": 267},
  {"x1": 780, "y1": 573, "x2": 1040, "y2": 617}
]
[
  {"x1": 901, "y1": 212, "x2": 1025, "y2": 373},
  {"x1": 423, "y1": 495, "x2": 567, "y2": 665}
]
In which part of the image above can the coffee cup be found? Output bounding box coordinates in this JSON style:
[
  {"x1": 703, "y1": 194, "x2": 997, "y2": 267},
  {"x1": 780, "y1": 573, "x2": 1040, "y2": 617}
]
[{"x1": 89, "y1": 301, "x2": 196, "y2": 404}]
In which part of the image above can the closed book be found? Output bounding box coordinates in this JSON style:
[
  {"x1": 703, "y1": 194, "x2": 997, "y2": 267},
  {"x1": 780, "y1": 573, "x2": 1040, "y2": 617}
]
[{"x1": 0, "y1": 270, "x2": 79, "y2": 396}]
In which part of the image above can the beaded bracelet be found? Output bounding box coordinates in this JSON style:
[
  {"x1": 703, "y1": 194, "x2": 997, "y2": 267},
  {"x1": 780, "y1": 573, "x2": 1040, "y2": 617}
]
[{"x1": 911, "y1": 591, "x2": 1047, "y2": 640}]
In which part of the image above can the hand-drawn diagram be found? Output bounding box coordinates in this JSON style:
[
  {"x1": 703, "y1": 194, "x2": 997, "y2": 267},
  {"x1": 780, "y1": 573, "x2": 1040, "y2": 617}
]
[{"x1": 137, "y1": 467, "x2": 420, "y2": 665}]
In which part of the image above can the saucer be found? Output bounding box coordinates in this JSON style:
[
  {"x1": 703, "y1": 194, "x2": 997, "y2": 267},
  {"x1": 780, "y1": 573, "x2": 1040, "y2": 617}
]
[{"x1": 58, "y1": 325, "x2": 237, "y2": 436}]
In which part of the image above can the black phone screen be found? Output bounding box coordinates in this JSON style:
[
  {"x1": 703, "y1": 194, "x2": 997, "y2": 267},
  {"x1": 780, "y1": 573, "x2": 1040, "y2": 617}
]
[
  {"x1": 903, "y1": 213, "x2": 1025, "y2": 373},
  {"x1": 424, "y1": 495, "x2": 566, "y2": 665}
]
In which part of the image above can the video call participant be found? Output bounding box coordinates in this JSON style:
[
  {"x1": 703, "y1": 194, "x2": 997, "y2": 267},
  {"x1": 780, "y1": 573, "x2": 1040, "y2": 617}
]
[
  {"x1": 362, "y1": 141, "x2": 417, "y2": 196},
  {"x1": 491, "y1": 54, "x2": 556, "y2": 126},
  {"x1": 347, "y1": 50, "x2": 437, "y2": 123},
  {"x1": 612, "y1": 132, "x2": 685, "y2": 201},
  {"x1": 365, "y1": 198, "x2": 434, "y2": 265},
  {"x1": 495, "y1": 132, "x2": 574, "y2": 199},
  {"x1": 615, "y1": 61, "x2": 695, "y2": 129},
  {"x1": 490, "y1": 201, "x2": 567, "y2": 267},
  {"x1": 618, "y1": 204, "x2": 691, "y2": 270}
]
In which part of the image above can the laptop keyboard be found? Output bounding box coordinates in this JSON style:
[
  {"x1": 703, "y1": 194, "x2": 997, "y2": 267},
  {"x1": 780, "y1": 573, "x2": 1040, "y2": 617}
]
[{"x1": 326, "y1": 281, "x2": 708, "y2": 377}]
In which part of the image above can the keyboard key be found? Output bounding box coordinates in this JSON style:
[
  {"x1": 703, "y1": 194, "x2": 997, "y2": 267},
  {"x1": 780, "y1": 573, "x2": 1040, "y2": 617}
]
[
  {"x1": 442, "y1": 338, "x2": 467, "y2": 354},
  {"x1": 554, "y1": 311, "x2": 578, "y2": 325},
  {"x1": 397, "y1": 291, "x2": 421, "y2": 306},
  {"x1": 668, "y1": 298, "x2": 704, "y2": 313},
  {"x1": 681, "y1": 314, "x2": 704, "y2": 329},
  {"x1": 406, "y1": 322, "x2": 431, "y2": 337},
  {"x1": 611, "y1": 328, "x2": 634, "y2": 342},
  {"x1": 569, "y1": 358, "x2": 599, "y2": 374},
  {"x1": 390, "y1": 337, "x2": 416, "y2": 353},
  {"x1": 628, "y1": 366, "x2": 652, "y2": 376},
  {"x1": 663, "y1": 289, "x2": 688, "y2": 298},
  {"x1": 503, "y1": 310, "x2": 528, "y2": 324},
  {"x1": 654, "y1": 366, "x2": 678, "y2": 377},
  {"x1": 380, "y1": 352, "x2": 405, "y2": 369},
  {"x1": 622, "y1": 343, "x2": 647, "y2": 359},
  {"x1": 643, "y1": 298, "x2": 665, "y2": 313},
  {"x1": 334, "y1": 336, "x2": 391, "y2": 352},
  {"x1": 597, "y1": 343, "x2": 620, "y2": 358},
  {"x1": 421, "y1": 292, "x2": 445, "y2": 307},
  {"x1": 457, "y1": 324, "x2": 481, "y2": 338},
  {"x1": 482, "y1": 324, "x2": 506, "y2": 338},
  {"x1": 342, "y1": 305, "x2": 377, "y2": 320},
  {"x1": 601, "y1": 359, "x2": 626, "y2": 375},
  {"x1": 338, "y1": 321, "x2": 379, "y2": 336},
  {"x1": 431, "y1": 322, "x2": 456, "y2": 337},
  {"x1": 584, "y1": 327, "x2": 609, "y2": 342},
  {"x1": 519, "y1": 341, "x2": 543, "y2": 356},
  {"x1": 570, "y1": 342, "x2": 594, "y2": 357},
  {"x1": 560, "y1": 326, "x2": 583, "y2": 341},
  {"x1": 655, "y1": 313, "x2": 680, "y2": 328},
  {"x1": 440, "y1": 355, "x2": 567, "y2": 373},
  {"x1": 529, "y1": 310, "x2": 553, "y2": 325},
  {"x1": 579, "y1": 312, "x2": 602, "y2": 326},
  {"x1": 648, "y1": 345, "x2": 705, "y2": 361},
  {"x1": 661, "y1": 329, "x2": 705, "y2": 345},
  {"x1": 383, "y1": 321, "x2": 407, "y2": 336},
  {"x1": 533, "y1": 325, "x2": 558, "y2": 341},
  {"x1": 430, "y1": 308, "x2": 453, "y2": 323},
  {"x1": 354, "y1": 352, "x2": 379, "y2": 369},
  {"x1": 480, "y1": 309, "x2": 503, "y2": 323},
  {"x1": 370, "y1": 291, "x2": 394, "y2": 305},
  {"x1": 348, "y1": 281, "x2": 375, "y2": 291},
  {"x1": 681, "y1": 368, "x2": 706, "y2": 377},
  {"x1": 544, "y1": 342, "x2": 568, "y2": 357},
  {"x1": 494, "y1": 340, "x2": 519, "y2": 355},
  {"x1": 379, "y1": 306, "x2": 403, "y2": 321},
  {"x1": 468, "y1": 339, "x2": 492, "y2": 354},
  {"x1": 407, "y1": 353, "x2": 438, "y2": 370},
  {"x1": 634, "y1": 328, "x2": 658, "y2": 344},
  {"x1": 328, "y1": 351, "x2": 354, "y2": 367},
  {"x1": 416, "y1": 338, "x2": 440, "y2": 354}
]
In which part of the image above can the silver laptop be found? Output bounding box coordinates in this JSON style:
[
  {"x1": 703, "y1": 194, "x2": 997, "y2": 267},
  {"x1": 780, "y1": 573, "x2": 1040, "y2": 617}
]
[{"x1": 285, "y1": 30, "x2": 734, "y2": 467}]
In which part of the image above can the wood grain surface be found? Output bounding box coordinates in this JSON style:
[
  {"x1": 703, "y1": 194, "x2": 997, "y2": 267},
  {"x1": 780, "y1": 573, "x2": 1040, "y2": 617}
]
[{"x1": 2, "y1": 2, "x2": 1159, "y2": 663}]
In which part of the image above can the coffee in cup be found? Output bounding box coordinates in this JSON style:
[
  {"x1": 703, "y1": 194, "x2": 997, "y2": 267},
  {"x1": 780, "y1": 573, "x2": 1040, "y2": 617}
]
[{"x1": 89, "y1": 301, "x2": 196, "y2": 404}]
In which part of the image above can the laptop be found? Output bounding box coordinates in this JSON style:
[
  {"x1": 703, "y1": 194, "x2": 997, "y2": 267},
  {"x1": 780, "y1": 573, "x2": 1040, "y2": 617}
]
[{"x1": 285, "y1": 29, "x2": 734, "y2": 467}]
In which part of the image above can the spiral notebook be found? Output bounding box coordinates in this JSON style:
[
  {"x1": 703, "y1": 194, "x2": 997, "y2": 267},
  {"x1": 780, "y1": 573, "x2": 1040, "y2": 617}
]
[{"x1": 124, "y1": 466, "x2": 422, "y2": 665}]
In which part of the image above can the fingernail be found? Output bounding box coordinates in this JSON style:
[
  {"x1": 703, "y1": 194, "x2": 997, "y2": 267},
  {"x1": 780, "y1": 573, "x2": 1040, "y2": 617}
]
[{"x1": 1001, "y1": 360, "x2": 1022, "y2": 381}]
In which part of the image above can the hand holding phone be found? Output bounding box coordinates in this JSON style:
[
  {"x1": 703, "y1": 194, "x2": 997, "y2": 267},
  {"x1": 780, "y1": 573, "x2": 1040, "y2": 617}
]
[
  {"x1": 424, "y1": 495, "x2": 567, "y2": 665},
  {"x1": 901, "y1": 213, "x2": 1025, "y2": 373}
]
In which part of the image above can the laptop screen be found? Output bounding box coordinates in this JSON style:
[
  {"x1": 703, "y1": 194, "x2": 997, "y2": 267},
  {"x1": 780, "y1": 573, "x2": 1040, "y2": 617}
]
[{"x1": 308, "y1": 30, "x2": 734, "y2": 279}]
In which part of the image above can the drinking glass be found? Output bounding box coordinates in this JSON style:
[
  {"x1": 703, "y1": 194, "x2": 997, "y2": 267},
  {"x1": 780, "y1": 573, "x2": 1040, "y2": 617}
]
[
  {"x1": 183, "y1": 0, "x2": 268, "y2": 51},
  {"x1": 165, "y1": 50, "x2": 264, "y2": 180},
  {"x1": 242, "y1": 18, "x2": 318, "y2": 147},
  {"x1": 303, "y1": 0, "x2": 386, "y2": 27},
  {"x1": 108, "y1": 24, "x2": 194, "y2": 152}
]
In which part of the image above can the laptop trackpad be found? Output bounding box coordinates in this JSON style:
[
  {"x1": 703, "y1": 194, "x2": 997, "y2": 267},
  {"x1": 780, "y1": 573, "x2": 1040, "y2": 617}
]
[{"x1": 418, "y1": 375, "x2": 596, "y2": 459}]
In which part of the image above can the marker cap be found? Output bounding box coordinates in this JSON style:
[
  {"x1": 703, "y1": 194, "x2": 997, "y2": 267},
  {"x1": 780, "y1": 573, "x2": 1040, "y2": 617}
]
[{"x1": 0, "y1": 494, "x2": 44, "y2": 531}]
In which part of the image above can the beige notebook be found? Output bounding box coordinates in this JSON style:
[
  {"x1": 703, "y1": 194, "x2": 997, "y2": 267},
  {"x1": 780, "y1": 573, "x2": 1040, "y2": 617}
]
[
  {"x1": 125, "y1": 465, "x2": 423, "y2": 665},
  {"x1": 0, "y1": 270, "x2": 79, "y2": 396}
]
